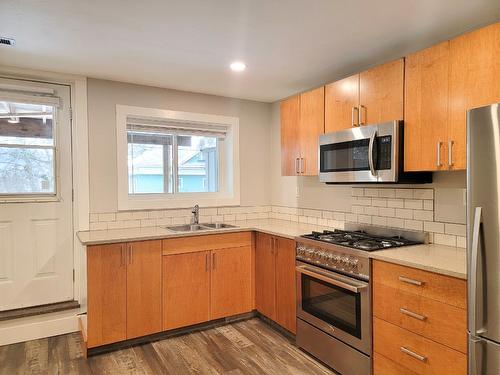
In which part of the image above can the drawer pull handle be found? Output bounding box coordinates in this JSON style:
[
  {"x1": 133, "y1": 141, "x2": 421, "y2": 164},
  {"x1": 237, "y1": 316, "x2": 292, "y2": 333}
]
[
  {"x1": 399, "y1": 276, "x2": 424, "y2": 286},
  {"x1": 400, "y1": 308, "x2": 427, "y2": 321},
  {"x1": 400, "y1": 346, "x2": 427, "y2": 362}
]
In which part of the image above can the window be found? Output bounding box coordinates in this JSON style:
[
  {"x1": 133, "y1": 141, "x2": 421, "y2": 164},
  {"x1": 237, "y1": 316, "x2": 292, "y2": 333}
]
[
  {"x1": 117, "y1": 105, "x2": 240, "y2": 210},
  {"x1": 0, "y1": 101, "x2": 56, "y2": 195}
]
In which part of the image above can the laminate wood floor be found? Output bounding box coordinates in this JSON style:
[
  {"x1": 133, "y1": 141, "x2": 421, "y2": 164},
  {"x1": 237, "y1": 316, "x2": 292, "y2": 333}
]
[{"x1": 0, "y1": 318, "x2": 335, "y2": 375}]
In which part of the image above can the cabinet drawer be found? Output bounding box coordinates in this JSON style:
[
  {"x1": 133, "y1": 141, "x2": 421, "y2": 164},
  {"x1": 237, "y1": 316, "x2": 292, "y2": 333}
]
[
  {"x1": 373, "y1": 283, "x2": 467, "y2": 353},
  {"x1": 372, "y1": 260, "x2": 466, "y2": 309},
  {"x1": 373, "y1": 318, "x2": 466, "y2": 375},
  {"x1": 373, "y1": 352, "x2": 417, "y2": 375},
  {"x1": 162, "y1": 232, "x2": 252, "y2": 255}
]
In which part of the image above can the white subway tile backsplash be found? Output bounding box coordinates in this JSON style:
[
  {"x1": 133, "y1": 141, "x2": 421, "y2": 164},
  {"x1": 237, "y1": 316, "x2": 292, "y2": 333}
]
[
  {"x1": 378, "y1": 207, "x2": 396, "y2": 217},
  {"x1": 322, "y1": 211, "x2": 333, "y2": 219},
  {"x1": 157, "y1": 217, "x2": 173, "y2": 226},
  {"x1": 99, "y1": 213, "x2": 115, "y2": 222},
  {"x1": 387, "y1": 199, "x2": 404, "y2": 208},
  {"x1": 413, "y1": 189, "x2": 434, "y2": 200},
  {"x1": 303, "y1": 209, "x2": 322, "y2": 218},
  {"x1": 395, "y1": 189, "x2": 413, "y2": 199},
  {"x1": 89, "y1": 213, "x2": 99, "y2": 223},
  {"x1": 141, "y1": 219, "x2": 156, "y2": 227},
  {"x1": 345, "y1": 213, "x2": 357, "y2": 223},
  {"x1": 355, "y1": 197, "x2": 372, "y2": 206},
  {"x1": 395, "y1": 208, "x2": 413, "y2": 219},
  {"x1": 358, "y1": 215, "x2": 372, "y2": 224},
  {"x1": 352, "y1": 187, "x2": 364, "y2": 196},
  {"x1": 371, "y1": 198, "x2": 387, "y2": 207},
  {"x1": 445, "y1": 223, "x2": 466, "y2": 237},
  {"x1": 307, "y1": 217, "x2": 318, "y2": 225},
  {"x1": 423, "y1": 200, "x2": 434, "y2": 211},
  {"x1": 372, "y1": 216, "x2": 387, "y2": 226},
  {"x1": 387, "y1": 217, "x2": 405, "y2": 229},
  {"x1": 413, "y1": 210, "x2": 434, "y2": 221},
  {"x1": 90, "y1": 222, "x2": 107, "y2": 230},
  {"x1": 351, "y1": 205, "x2": 364, "y2": 214},
  {"x1": 378, "y1": 188, "x2": 396, "y2": 198},
  {"x1": 404, "y1": 199, "x2": 423, "y2": 210},
  {"x1": 433, "y1": 233, "x2": 457, "y2": 247},
  {"x1": 317, "y1": 218, "x2": 328, "y2": 226},
  {"x1": 364, "y1": 206, "x2": 379, "y2": 216},
  {"x1": 424, "y1": 221, "x2": 444, "y2": 233},
  {"x1": 364, "y1": 188, "x2": 379, "y2": 197},
  {"x1": 334, "y1": 212, "x2": 346, "y2": 221},
  {"x1": 223, "y1": 214, "x2": 236, "y2": 221},
  {"x1": 404, "y1": 219, "x2": 423, "y2": 231},
  {"x1": 131, "y1": 211, "x2": 149, "y2": 220},
  {"x1": 456, "y1": 236, "x2": 466, "y2": 248}
]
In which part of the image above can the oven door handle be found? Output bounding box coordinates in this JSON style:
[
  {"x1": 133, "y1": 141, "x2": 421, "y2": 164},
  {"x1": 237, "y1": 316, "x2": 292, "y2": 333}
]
[
  {"x1": 368, "y1": 129, "x2": 377, "y2": 177},
  {"x1": 296, "y1": 265, "x2": 367, "y2": 293}
]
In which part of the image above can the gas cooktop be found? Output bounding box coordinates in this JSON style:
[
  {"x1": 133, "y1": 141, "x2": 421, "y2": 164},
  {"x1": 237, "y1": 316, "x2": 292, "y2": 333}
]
[{"x1": 300, "y1": 229, "x2": 422, "y2": 251}]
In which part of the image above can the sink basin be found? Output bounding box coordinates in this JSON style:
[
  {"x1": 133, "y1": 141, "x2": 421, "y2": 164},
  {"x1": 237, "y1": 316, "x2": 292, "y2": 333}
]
[
  {"x1": 200, "y1": 223, "x2": 238, "y2": 229},
  {"x1": 163, "y1": 224, "x2": 213, "y2": 232}
]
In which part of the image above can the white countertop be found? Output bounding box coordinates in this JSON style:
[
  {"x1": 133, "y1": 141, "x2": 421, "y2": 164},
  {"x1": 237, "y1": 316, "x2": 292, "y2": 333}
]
[{"x1": 77, "y1": 218, "x2": 467, "y2": 280}]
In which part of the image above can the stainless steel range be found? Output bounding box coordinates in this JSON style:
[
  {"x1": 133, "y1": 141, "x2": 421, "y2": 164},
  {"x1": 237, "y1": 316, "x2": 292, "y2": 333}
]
[{"x1": 295, "y1": 224, "x2": 426, "y2": 375}]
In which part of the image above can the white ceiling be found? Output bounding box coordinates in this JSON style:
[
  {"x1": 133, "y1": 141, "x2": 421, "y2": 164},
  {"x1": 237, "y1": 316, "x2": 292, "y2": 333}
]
[{"x1": 0, "y1": 0, "x2": 499, "y2": 102}]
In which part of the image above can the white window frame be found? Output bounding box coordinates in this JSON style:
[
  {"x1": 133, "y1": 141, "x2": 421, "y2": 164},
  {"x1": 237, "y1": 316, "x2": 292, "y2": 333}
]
[{"x1": 116, "y1": 105, "x2": 240, "y2": 210}]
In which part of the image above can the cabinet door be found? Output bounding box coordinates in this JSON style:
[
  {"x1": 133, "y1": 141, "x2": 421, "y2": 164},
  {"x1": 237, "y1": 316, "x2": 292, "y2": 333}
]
[
  {"x1": 126, "y1": 240, "x2": 162, "y2": 339},
  {"x1": 87, "y1": 243, "x2": 127, "y2": 348},
  {"x1": 449, "y1": 22, "x2": 500, "y2": 170},
  {"x1": 280, "y1": 95, "x2": 301, "y2": 176},
  {"x1": 299, "y1": 87, "x2": 325, "y2": 175},
  {"x1": 404, "y1": 41, "x2": 450, "y2": 172},
  {"x1": 359, "y1": 59, "x2": 404, "y2": 125},
  {"x1": 162, "y1": 251, "x2": 210, "y2": 330},
  {"x1": 211, "y1": 246, "x2": 253, "y2": 320},
  {"x1": 275, "y1": 236, "x2": 296, "y2": 334},
  {"x1": 325, "y1": 74, "x2": 360, "y2": 132},
  {"x1": 255, "y1": 233, "x2": 276, "y2": 320}
]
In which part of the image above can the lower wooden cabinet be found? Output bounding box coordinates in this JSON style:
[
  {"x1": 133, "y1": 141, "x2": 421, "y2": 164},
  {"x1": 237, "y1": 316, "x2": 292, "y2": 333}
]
[
  {"x1": 162, "y1": 250, "x2": 210, "y2": 330},
  {"x1": 87, "y1": 240, "x2": 162, "y2": 348},
  {"x1": 211, "y1": 246, "x2": 253, "y2": 319},
  {"x1": 255, "y1": 232, "x2": 296, "y2": 333}
]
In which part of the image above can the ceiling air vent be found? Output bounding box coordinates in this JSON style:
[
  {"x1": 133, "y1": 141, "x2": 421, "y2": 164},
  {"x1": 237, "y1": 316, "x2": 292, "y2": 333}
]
[{"x1": 0, "y1": 37, "x2": 15, "y2": 47}]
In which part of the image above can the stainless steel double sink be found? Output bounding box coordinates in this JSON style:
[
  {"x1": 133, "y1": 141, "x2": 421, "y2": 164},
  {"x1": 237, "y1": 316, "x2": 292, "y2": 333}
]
[{"x1": 162, "y1": 223, "x2": 237, "y2": 232}]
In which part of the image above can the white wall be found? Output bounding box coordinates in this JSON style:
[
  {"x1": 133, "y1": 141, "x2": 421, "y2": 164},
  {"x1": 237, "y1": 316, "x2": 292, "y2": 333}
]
[
  {"x1": 87, "y1": 79, "x2": 272, "y2": 213},
  {"x1": 269, "y1": 101, "x2": 467, "y2": 224}
]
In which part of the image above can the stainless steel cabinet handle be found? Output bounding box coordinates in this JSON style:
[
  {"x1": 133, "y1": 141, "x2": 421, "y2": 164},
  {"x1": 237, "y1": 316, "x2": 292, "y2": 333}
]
[
  {"x1": 470, "y1": 207, "x2": 483, "y2": 335},
  {"x1": 448, "y1": 140, "x2": 454, "y2": 167},
  {"x1": 400, "y1": 308, "x2": 427, "y2": 321},
  {"x1": 295, "y1": 157, "x2": 300, "y2": 175},
  {"x1": 400, "y1": 347, "x2": 427, "y2": 362},
  {"x1": 120, "y1": 244, "x2": 126, "y2": 267},
  {"x1": 398, "y1": 276, "x2": 424, "y2": 286},
  {"x1": 351, "y1": 107, "x2": 359, "y2": 127},
  {"x1": 436, "y1": 141, "x2": 442, "y2": 167},
  {"x1": 205, "y1": 252, "x2": 209, "y2": 272},
  {"x1": 358, "y1": 105, "x2": 366, "y2": 125},
  {"x1": 300, "y1": 158, "x2": 305, "y2": 174},
  {"x1": 212, "y1": 252, "x2": 216, "y2": 270}
]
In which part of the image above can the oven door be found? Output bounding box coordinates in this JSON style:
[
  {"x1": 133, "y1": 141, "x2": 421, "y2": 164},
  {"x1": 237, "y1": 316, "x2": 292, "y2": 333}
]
[
  {"x1": 296, "y1": 262, "x2": 371, "y2": 354},
  {"x1": 318, "y1": 121, "x2": 398, "y2": 183}
]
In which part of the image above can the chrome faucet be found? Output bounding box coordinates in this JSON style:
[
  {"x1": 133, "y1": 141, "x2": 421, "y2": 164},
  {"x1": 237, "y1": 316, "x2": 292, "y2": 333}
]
[{"x1": 191, "y1": 205, "x2": 200, "y2": 224}]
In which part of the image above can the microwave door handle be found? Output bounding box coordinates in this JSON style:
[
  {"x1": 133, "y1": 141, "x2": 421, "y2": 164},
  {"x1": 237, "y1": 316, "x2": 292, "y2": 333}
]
[
  {"x1": 368, "y1": 130, "x2": 377, "y2": 177},
  {"x1": 470, "y1": 206, "x2": 484, "y2": 335}
]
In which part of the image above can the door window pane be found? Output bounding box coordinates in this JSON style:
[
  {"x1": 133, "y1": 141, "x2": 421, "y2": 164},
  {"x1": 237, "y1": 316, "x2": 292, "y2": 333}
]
[
  {"x1": 177, "y1": 135, "x2": 218, "y2": 193},
  {"x1": 0, "y1": 101, "x2": 56, "y2": 195},
  {"x1": 0, "y1": 147, "x2": 55, "y2": 194},
  {"x1": 127, "y1": 132, "x2": 173, "y2": 194}
]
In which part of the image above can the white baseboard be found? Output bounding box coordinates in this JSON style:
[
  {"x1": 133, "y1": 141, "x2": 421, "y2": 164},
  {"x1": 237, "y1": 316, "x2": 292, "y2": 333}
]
[{"x1": 0, "y1": 309, "x2": 81, "y2": 346}]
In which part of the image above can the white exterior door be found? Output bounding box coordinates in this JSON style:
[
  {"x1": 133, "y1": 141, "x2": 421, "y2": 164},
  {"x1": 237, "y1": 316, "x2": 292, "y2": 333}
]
[{"x1": 0, "y1": 78, "x2": 74, "y2": 311}]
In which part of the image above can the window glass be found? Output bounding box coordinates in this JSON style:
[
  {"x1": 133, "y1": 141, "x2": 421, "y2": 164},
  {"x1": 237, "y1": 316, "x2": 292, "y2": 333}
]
[
  {"x1": 0, "y1": 101, "x2": 56, "y2": 195},
  {"x1": 127, "y1": 132, "x2": 173, "y2": 194},
  {"x1": 177, "y1": 135, "x2": 218, "y2": 193}
]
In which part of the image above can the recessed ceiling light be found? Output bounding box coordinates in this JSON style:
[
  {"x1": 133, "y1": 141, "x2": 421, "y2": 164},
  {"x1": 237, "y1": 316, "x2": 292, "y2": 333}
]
[{"x1": 230, "y1": 61, "x2": 246, "y2": 72}]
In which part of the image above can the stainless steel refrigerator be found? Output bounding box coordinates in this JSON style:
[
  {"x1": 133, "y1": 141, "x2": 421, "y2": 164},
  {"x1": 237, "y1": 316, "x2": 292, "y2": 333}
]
[{"x1": 468, "y1": 103, "x2": 500, "y2": 374}]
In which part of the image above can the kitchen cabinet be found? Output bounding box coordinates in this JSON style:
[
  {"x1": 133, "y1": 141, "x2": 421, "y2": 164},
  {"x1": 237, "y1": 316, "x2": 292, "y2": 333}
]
[
  {"x1": 372, "y1": 260, "x2": 467, "y2": 374},
  {"x1": 325, "y1": 59, "x2": 404, "y2": 133},
  {"x1": 255, "y1": 232, "x2": 296, "y2": 334},
  {"x1": 211, "y1": 246, "x2": 253, "y2": 319},
  {"x1": 87, "y1": 240, "x2": 162, "y2": 348},
  {"x1": 404, "y1": 41, "x2": 450, "y2": 172},
  {"x1": 162, "y1": 251, "x2": 210, "y2": 330},
  {"x1": 449, "y1": 22, "x2": 500, "y2": 170},
  {"x1": 281, "y1": 87, "x2": 324, "y2": 176}
]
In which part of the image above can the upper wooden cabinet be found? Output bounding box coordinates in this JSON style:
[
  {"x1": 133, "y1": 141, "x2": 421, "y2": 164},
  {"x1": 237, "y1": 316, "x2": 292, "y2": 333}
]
[
  {"x1": 325, "y1": 59, "x2": 404, "y2": 133},
  {"x1": 87, "y1": 240, "x2": 162, "y2": 348},
  {"x1": 325, "y1": 74, "x2": 360, "y2": 131},
  {"x1": 404, "y1": 41, "x2": 450, "y2": 172},
  {"x1": 281, "y1": 87, "x2": 325, "y2": 176},
  {"x1": 449, "y1": 22, "x2": 500, "y2": 170}
]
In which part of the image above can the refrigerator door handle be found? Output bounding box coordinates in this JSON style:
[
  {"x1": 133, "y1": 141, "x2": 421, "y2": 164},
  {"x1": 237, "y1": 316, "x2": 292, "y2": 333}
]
[{"x1": 470, "y1": 206, "x2": 483, "y2": 336}]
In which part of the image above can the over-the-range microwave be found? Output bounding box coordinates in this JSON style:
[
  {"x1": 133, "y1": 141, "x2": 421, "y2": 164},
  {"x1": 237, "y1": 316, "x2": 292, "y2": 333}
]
[{"x1": 318, "y1": 121, "x2": 432, "y2": 184}]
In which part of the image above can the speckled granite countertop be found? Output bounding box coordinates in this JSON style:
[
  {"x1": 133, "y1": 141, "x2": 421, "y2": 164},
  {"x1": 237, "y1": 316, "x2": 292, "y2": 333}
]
[{"x1": 77, "y1": 218, "x2": 467, "y2": 279}]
